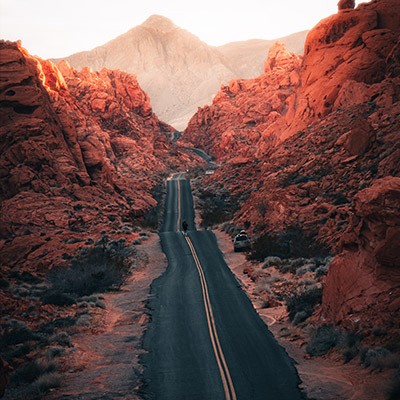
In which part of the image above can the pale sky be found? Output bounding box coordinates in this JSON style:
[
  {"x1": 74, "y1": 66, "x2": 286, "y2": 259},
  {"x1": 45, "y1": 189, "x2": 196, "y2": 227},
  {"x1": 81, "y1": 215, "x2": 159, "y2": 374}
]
[{"x1": 0, "y1": 0, "x2": 365, "y2": 59}]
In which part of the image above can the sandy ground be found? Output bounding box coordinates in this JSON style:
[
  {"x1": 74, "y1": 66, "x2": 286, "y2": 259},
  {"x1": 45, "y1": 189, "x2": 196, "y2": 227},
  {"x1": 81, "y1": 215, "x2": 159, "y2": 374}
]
[
  {"x1": 45, "y1": 234, "x2": 168, "y2": 400},
  {"x1": 214, "y1": 229, "x2": 394, "y2": 400}
]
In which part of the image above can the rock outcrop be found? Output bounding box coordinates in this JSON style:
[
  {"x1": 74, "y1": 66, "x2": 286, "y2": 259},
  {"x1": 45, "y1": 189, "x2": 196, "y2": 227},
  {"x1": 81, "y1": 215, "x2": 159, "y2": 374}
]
[
  {"x1": 338, "y1": 0, "x2": 355, "y2": 10},
  {"x1": 54, "y1": 15, "x2": 307, "y2": 130},
  {"x1": 184, "y1": 42, "x2": 302, "y2": 161},
  {"x1": 185, "y1": 0, "x2": 400, "y2": 337},
  {"x1": 0, "y1": 40, "x2": 195, "y2": 273},
  {"x1": 322, "y1": 177, "x2": 400, "y2": 333}
]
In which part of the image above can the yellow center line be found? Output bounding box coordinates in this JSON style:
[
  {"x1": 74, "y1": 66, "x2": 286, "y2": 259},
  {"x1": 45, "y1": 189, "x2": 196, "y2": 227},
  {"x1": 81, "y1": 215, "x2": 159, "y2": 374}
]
[
  {"x1": 176, "y1": 176, "x2": 181, "y2": 232},
  {"x1": 184, "y1": 234, "x2": 237, "y2": 400}
]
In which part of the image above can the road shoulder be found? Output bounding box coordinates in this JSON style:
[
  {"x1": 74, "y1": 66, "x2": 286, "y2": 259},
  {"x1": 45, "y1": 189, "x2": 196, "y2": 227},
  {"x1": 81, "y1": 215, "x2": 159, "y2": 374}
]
[{"x1": 214, "y1": 229, "x2": 393, "y2": 400}]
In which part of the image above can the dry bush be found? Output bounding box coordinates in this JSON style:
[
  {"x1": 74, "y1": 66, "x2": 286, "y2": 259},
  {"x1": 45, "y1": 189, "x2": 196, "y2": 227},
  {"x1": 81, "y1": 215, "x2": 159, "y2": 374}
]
[
  {"x1": 44, "y1": 238, "x2": 135, "y2": 300},
  {"x1": 31, "y1": 372, "x2": 61, "y2": 394},
  {"x1": 306, "y1": 325, "x2": 339, "y2": 356},
  {"x1": 286, "y1": 286, "x2": 323, "y2": 322}
]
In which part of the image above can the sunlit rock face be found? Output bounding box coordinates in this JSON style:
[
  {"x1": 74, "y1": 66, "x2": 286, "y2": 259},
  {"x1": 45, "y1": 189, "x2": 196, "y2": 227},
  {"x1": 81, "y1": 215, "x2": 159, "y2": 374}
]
[
  {"x1": 0, "y1": 40, "x2": 194, "y2": 272},
  {"x1": 184, "y1": 42, "x2": 302, "y2": 161},
  {"x1": 184, "y1": 0, "x2": 400, "y2": 337},
  {"x1": 322, "y1": 177, "x2": 400, "y2": 333},
  {"x1": 54, "y1": 15, "x2": 308, "y2": 130}
]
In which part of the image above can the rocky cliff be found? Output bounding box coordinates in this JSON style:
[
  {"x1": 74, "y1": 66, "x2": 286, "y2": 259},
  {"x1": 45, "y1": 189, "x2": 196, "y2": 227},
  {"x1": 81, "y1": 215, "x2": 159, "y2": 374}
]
[
  {"x1": 185, "y1": 0, "x2": 400, "y2": 337},
  {"x1": 55, "y1": 15, "x2": 307, "y2": 130},
  {"x1": 0, "y1": 40, "x2": 194, "y2": 274}
]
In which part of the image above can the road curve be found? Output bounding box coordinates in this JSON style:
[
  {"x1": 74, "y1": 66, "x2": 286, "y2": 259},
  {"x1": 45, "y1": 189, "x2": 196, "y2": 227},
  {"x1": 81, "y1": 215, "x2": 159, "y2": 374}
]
[{"x1": 142, "y1": 174, "x2": 303, "y2": 399}]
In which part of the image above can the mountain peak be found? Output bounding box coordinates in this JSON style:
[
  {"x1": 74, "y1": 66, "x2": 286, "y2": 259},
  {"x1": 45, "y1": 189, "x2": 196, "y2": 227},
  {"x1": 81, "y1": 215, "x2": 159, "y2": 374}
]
[{"x1": 141, "y1": 15, "x2": 178, "y2": 32}]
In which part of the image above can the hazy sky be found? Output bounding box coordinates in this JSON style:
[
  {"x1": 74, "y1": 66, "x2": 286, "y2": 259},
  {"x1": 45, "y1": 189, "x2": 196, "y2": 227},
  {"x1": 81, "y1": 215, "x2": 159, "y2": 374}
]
[{"x1": 1, "y1": 0, "x2": 364, "y2": 59}]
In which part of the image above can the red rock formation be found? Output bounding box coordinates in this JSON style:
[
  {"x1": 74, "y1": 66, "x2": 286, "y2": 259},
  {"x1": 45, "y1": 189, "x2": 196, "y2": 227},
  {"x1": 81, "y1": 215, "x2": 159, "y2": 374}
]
[
  {"x1": 184, "y1": 42, "x2": 302, "y2": 161},
  {"x1": 321, "y1": 177, "x2": 400, "y2": 334},
  {"x1": 185, "y1": 0, "x2": 400, "y2": 157},
  {"x1": 185, "y1": 0, "x2": 400, "y2": 336},
  {"x1": 0, "y1": 40, "x2": 195, "y2": 273},
  {"x1": 337, "y1": 0, "x2": 355, "y2": 10}
]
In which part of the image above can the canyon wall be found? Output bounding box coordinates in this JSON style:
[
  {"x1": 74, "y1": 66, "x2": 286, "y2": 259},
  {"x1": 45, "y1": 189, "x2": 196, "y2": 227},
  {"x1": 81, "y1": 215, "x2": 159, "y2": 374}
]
[
  {"x1": 184, "y1": 0, "x2": 400, "y2": 336},
  {"x1": 0, "y1": 40, "x2": 194, "y2": 273}
]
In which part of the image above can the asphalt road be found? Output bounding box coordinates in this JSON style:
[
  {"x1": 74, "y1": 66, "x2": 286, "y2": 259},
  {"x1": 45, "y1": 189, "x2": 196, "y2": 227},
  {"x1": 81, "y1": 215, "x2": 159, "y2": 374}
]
[{"x1": 142, "y1": 174, "x2": 303, "y2": 400}]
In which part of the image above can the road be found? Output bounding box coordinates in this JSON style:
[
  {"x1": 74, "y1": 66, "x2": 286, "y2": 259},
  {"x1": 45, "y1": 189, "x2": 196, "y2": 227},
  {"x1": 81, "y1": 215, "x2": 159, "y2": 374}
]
[
  {"x1": 185, "y1": 147, "x2": 219, "y2": 168},
  {"x1": 142, "y1": 174, "x2": 303, "y2": 400}
]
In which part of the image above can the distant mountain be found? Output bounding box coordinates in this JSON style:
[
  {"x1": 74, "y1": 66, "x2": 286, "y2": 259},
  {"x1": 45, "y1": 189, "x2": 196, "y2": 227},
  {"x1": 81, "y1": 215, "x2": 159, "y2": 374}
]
[
  {"x1": 54, "y1": 15, "x2": 307, "y2": 130},
  {"x1": 217, "y1": 31, "x2": 308, "y2": 78}
]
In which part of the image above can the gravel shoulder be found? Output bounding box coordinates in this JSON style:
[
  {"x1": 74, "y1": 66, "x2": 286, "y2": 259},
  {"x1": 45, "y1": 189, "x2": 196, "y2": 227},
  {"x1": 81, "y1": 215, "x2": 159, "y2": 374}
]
[{"x1": 45, "y1": 233, "x2": 167, "y2": 399}]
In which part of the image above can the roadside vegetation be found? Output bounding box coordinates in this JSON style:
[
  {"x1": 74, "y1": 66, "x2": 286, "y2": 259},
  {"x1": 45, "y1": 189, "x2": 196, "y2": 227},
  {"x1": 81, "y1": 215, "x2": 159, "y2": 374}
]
[{"x1": 0, "y1": 232, "x2": 139, "y2": 399}]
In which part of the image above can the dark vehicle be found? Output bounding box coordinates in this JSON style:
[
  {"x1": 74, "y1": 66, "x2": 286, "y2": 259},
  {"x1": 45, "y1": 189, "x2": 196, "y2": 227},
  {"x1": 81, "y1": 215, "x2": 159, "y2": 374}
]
[
  {"x1": 233, "y1": 230, "x2": 251, "y2": 252},
  {"x1": 182, "y1": 220, "x2": 188, "y2": 232}
]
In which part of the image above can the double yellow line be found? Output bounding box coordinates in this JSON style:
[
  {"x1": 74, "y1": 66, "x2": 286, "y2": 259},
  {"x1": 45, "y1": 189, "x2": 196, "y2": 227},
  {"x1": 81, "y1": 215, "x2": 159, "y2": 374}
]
[
  {"x1": 176, "y1": 178, "x2": 181, "y2": 232},
  {"x1": 175, "y1": 175, "x2": 235, "y2": 399},
  {"x1": 183, "y1": 234, "x2": 237, "y2": 400}
]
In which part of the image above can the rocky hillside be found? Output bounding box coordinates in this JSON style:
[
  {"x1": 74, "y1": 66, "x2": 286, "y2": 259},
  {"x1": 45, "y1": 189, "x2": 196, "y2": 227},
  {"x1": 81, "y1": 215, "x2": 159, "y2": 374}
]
[
  {"x1": 54, "y1": 15, "x2": 307, "y2": 130},
  {"x1": 185, "y1": 0, "x2": 400, "y2": 338},
  {"x1": 0, "y1": 40, "x2": 195, "y2": 275}
]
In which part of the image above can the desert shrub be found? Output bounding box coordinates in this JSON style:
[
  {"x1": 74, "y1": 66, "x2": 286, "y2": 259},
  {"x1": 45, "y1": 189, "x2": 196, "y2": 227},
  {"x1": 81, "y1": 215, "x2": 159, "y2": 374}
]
[
  {"x1": 19, "y1": 271, "x2": 42, "y2": 284},
  {"x1": 286, "y1": 286, "x2": 323, "y2": 322},
  {"x1": 315, "y1": 264, "x2": 329, "y2": 277},
  {"x1": 95, "y1": 299, "x2": 106, "y2": 309},
  {"x1": 360, "y1": 347, "x2": 399, "y2": 370},
  {"x1": 75, "y1": 314, "x2": 91, "y2": 327},
  {"x1": 50, "y1": 332, "x2": 71, "y2": 347},
  {"x1": 293, "y1": 311, "x2": 309, "y2": 325},
  {"x1": 6, "y1": 343, "x2": 32, "y2": 359},
  {"x1": 339, "y1": 332, "x2": 363, "y2": 363},
  {"x1": 12, "y1": 359, "x2": 56, "y2": 384},
  {"x1": 315, "y1": 256, "x2": 334, "y2": 277},
  {"x1": 247, "y1": 232, "x2": 287, "y2": 261},
  {"x1": 45, "y1": 240, "x2": 135, "y2": 297},
  {"x1": 262, "y1": 256, "x2": 283, "y2": 268},
  {"x1": 247, "y1": 227, "x2": 330, "y2": 261},
  {"x1": 142, "y1": 181, "x2": 166, "y2": 229},
  {"x1": 0, "y1": 320, "x2": 41, "y2": 346},
  {"x1": 31, "y1": 372, "x2": 61, "y2": 393},
  {"x1": 41, "y1": 292, "x2": 76, "y2": 306},
  {"x1": 371, "y1": 326, "x2": 387, "y2": 337},
  {"x1": 221, "y1": 222, "x2": 242, "y2": 237},
  {"x1": 296, "y1": 264, "x2": 316, "y2": 276},
  {"x1": 201, "y1": 208, "x2": 231, "y2": 227},
  {"x1": 198, "y1": 189, "x2": 241, "y2": 228},
  {"x1": 46, "y1": 347, "x2": 66, "y2": 360},
  {"x1": 306, "y1": 325, "x2": 339, "y2": 356}
]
